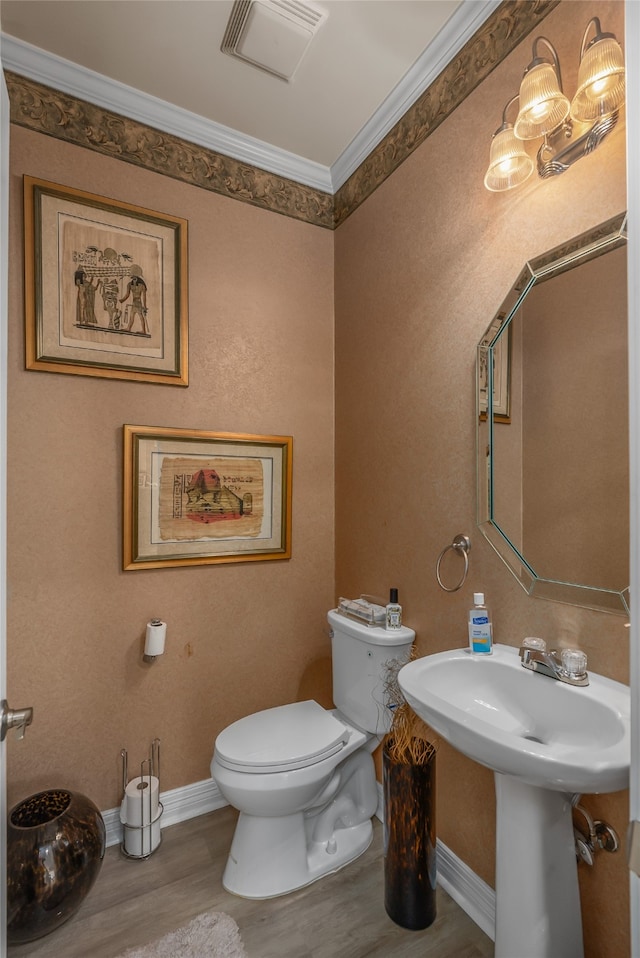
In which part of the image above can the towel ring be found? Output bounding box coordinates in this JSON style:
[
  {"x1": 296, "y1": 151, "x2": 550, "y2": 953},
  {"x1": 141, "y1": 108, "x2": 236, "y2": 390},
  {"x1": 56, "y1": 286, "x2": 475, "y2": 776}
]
[{"x1": 436, "y1": 534, "x2": 471, "y2": 593}]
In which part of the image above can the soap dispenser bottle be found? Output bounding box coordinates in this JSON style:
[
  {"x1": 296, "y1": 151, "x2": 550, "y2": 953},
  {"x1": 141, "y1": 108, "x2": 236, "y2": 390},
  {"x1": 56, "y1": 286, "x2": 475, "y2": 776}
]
[
  {"x1": 468, "y1": 592, "x2": 492, "y2": 654},
  {"x1": 386, "y1": 588, "x2": 402, "y2": 631}
]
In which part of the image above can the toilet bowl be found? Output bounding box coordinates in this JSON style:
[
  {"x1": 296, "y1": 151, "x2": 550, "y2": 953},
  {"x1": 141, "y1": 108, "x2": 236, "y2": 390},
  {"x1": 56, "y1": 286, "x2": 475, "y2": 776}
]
[{"x1": 211, "y1": 609, "x2": 415, "y2": 899}]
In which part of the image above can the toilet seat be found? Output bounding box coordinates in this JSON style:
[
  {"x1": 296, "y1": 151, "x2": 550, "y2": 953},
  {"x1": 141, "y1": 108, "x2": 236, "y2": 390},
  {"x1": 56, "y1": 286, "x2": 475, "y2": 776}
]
[{"x1": 214, "y1": 700, "x2": 351, "y2": 774}]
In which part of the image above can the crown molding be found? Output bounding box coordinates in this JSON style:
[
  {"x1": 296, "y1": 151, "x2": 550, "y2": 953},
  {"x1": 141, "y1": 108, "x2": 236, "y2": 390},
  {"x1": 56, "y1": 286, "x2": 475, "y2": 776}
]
[
  {"x1": 0, "y1": 32, "x2": 334, "y2": 193},
  {"x1": 330, "y1": 0, "x2": 501, "y2": 191},
  {"x1": 3, "y1": 1, "x2": 559, "y2": 228},
  {"x1": 333, "y1": 0, "x2": 560, "y2": 226},
  {"x1": 1, "y1": 1, "x2": 499, "y2": 197}
]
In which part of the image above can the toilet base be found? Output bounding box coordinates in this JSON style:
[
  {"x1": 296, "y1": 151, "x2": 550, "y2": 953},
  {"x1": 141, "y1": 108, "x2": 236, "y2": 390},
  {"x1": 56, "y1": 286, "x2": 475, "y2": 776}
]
[{"x1": 222, "y1": 810, "x2": 373, "y2": 899}]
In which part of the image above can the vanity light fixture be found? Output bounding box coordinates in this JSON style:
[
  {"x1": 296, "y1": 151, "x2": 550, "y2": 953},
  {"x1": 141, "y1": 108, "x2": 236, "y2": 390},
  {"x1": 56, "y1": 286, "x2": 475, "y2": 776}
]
[
  {"x1": 513, "y1": 37, "x2": 570, "y2": 140},
  {"x1": 484, "y1": 17, "x2": 625, "y2": 192},
  {"x1": 571, "y1": 17, "x2": 626, "y2": 121},
  {"x1": 484, "y1": 96, "x2": 535, "y2": 192}
]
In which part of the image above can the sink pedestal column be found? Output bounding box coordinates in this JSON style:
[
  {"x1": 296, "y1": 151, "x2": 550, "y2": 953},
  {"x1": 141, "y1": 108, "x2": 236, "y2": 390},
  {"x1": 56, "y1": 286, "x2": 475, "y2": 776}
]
[{"x1": 494, "y1": 773, "x2": 583, "y2": 958}]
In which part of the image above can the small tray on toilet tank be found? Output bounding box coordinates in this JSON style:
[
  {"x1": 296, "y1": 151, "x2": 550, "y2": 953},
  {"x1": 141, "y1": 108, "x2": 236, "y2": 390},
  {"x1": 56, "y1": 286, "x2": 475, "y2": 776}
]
[
  {"x1": 337, "y1": 596, "x2": 386, "y2": 626},
  {"x1": 330, "y1": 609, "x2": 415, "y2": 646}
]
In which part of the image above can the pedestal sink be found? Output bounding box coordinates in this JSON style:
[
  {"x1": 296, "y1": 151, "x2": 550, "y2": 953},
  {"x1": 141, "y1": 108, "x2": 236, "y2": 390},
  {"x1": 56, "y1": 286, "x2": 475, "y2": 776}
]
[{"x1": 398, "y1": 644, "x2": 630, "y2": 958}]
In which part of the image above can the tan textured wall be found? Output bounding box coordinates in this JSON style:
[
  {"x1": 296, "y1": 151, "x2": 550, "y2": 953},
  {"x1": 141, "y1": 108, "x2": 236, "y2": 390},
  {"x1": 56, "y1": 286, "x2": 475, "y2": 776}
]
[
  {"x1": 7, "y1": 128, "x2": 336, "y2": 809},
  {"x1": 334, "y1": 2, "x2": 629, "y2": 956}
]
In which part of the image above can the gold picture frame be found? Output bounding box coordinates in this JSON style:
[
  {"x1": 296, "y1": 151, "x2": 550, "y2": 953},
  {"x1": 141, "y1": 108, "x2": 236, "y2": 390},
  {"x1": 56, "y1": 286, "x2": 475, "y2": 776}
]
[
  {"x1": 24, "y1": 176, "x2": 188, "y2": 385},
  {"x1": 123, "y1": 425, "x2": 293, "y2": 570}
]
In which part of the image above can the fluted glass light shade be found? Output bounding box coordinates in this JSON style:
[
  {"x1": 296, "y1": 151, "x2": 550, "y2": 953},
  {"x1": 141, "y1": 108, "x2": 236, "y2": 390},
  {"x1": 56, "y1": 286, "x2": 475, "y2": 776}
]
[
  {"x1": 571, "y1": 19, "x2": 625, "y2": 121},
  {"x1": 486, "y1": 21, "x2": 625, "y2": 194},
  {"x1": 514, "y1": 60, "x2": 571, "y2": 140},
  {"x1": 484, "y1": 126, "x2": 534, "y2": 192}
]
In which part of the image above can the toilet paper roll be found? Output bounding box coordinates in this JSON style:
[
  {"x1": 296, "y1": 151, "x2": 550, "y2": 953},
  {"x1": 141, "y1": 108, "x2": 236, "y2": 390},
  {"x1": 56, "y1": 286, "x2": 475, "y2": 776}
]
[
  {"x1": 144, "y1": 620, "x2": 166, "y2": 657},
  {"x1": 120, "y1": 775, "x2": 162, "y2": 857},
  {"x1": 121, "y1": 775, "x2": 160, "y2": 826}
]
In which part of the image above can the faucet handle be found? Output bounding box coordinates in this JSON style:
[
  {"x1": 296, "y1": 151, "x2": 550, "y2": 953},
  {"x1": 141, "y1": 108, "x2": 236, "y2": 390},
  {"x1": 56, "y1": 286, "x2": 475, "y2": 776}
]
[
  {"x1": 561, "y1": 648, "x2": 588, "y2": 678},
  {"x1": 523, "y1": 636, "x2": 547, "y2": 651}
]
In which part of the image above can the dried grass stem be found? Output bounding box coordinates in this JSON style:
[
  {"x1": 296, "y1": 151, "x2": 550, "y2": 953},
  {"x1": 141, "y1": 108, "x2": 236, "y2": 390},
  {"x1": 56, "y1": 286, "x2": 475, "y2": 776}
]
[{"x1": 383, "y1": 651, "x2": 437, "y2": 765}]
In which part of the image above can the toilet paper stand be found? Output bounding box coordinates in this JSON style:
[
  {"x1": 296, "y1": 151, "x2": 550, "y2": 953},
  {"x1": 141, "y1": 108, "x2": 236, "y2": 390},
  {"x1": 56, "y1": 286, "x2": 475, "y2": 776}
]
[{"x1": 120, "y1": 739, "x2": 164, "y2": 860}]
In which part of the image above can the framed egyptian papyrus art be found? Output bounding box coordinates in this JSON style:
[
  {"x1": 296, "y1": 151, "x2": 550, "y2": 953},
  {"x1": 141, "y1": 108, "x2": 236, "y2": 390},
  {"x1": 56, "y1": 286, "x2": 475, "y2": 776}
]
[
  {"x1": 24, "y1": 176, "x2": 188, "y2": 385},
  {"x1": 123, "y1": 425, "x2": 293, "y2": 569}
]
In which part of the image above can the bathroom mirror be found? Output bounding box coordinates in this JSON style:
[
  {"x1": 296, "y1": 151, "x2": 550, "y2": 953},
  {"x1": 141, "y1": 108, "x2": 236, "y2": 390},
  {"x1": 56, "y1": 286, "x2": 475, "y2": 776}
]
[{"x1": 477, "y1": 213, "x2": 629, "y2": 614}]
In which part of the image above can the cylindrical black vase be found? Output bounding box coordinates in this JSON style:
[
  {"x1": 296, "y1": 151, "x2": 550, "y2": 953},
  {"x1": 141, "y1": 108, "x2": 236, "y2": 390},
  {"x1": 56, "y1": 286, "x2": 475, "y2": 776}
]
[
  {"x1": 7, "y1": 789, "x2": 106, "y2": 944},
  {"x1": 383, "y1": 738, "x2": 437, "y2": 930}
]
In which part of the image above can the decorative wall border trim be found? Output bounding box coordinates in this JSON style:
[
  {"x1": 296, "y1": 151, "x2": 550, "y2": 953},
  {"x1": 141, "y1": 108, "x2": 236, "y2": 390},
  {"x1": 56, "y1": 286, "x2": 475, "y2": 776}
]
[
  {"x1": 5, "y1": 0, "x2": 557, "y2": 230},
  {"x1": 5, "y1": 70, "x2": 335, "y2": 230}
]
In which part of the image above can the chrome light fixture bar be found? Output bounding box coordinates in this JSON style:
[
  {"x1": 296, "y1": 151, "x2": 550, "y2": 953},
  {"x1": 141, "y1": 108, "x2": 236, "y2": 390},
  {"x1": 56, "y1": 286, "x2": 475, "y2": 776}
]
[{"x1": 484, "y1": 17, "x2": 625, "y2": 192}]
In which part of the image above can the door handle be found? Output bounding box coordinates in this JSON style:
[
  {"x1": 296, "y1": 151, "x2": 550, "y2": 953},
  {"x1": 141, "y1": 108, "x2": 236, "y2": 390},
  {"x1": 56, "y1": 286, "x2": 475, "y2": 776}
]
[{"x1": 1, "y1": 699, "x2": 34, "y2": 742}]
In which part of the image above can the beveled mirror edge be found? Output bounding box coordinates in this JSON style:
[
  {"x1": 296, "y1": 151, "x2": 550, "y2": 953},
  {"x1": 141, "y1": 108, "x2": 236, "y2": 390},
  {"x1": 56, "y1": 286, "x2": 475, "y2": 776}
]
[
  {"x1": 478, "y1": 514, "x2": 631, "y2": 616},
  {"x1": 476, "y1": 213, "x2": 629, "y2": 616},
  {"x1": 527, "y1": 213, "x2": 627, "y2": 283}
]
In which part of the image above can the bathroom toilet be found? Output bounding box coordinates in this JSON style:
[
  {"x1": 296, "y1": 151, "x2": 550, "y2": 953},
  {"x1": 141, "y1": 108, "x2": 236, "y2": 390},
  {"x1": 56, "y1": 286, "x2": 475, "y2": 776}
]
[{"x1": 211, "y1": 608, "x2": 415, "y2": 898}]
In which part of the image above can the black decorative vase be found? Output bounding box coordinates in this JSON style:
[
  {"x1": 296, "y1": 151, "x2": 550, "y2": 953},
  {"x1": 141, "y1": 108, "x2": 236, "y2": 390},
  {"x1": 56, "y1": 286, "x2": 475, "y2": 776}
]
[
  {"x1": 7, "y1": 789, "x2": 106, "y2": 944},
  {"x1": 383, "y1": 738, "x2": 437, "y2": 931}
]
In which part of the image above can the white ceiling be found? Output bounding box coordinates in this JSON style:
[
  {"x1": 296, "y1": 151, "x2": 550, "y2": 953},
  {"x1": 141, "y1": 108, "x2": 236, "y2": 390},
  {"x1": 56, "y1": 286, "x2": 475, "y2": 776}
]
[{"x1": 0, "y1": 0, "x2": 498, "y2": 192}]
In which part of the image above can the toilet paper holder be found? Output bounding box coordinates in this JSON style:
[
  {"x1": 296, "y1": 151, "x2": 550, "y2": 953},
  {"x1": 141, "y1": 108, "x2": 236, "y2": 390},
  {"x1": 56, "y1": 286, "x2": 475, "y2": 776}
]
[{"x1": 120, "y1": 738, "x2": 164, "y2": 860}]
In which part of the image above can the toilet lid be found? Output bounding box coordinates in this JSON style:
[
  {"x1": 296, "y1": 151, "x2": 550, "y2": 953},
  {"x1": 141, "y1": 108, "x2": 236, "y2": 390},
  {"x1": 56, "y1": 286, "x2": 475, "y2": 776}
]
[{"x1": 214, "y1": 700, "x2": 351, "y2": 773}]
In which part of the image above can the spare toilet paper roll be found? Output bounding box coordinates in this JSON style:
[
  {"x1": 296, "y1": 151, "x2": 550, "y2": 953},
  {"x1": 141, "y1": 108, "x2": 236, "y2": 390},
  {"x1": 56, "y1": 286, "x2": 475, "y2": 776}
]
[
  {"x1": 120, "y1": 775, "x2": 162, "y2": 857},
  {"x1": 144, "y1": 620, "x2": 166, "y2": 657},
  {"x1": 122, "y1": 775, "x2": 160, "y2": 826}
]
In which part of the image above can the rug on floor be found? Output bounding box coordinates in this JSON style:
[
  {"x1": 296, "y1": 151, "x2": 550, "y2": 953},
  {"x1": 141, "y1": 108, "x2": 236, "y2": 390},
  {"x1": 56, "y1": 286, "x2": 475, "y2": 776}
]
[{"x1": 116, "y1": 911, "x2": 248, "y2": 958}]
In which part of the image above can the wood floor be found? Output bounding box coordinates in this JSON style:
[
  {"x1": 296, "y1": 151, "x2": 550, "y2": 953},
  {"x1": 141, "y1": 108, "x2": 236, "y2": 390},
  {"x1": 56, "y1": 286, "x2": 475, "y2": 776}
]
[{"x1": 8, "y1": 807, "x2": 494, "y2": 958}]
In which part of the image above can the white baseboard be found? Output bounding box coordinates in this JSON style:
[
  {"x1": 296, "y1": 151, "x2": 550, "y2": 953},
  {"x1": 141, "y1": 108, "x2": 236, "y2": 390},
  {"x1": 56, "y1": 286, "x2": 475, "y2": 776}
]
[
  {"x1": 102, "y1": 777, "x2": 227, "y2": 849},
  {"x1": 103, "y1": 777, "x2": 495, "y2": 942},
  {"x1": 436, "y1": 838, "x2": 496, "y2": 941}
]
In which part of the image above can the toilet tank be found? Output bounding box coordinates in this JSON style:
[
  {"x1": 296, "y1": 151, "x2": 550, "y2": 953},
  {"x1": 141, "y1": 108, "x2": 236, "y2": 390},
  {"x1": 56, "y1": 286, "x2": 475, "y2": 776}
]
[{"x1": 327, "y1": 609, "x2": 415, "y2": 735}]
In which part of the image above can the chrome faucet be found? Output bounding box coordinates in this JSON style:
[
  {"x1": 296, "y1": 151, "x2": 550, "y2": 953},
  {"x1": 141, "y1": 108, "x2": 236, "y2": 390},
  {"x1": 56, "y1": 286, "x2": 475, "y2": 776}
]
[{"x1": 519, "y1": 639, "x2": 589, "y2": 687}]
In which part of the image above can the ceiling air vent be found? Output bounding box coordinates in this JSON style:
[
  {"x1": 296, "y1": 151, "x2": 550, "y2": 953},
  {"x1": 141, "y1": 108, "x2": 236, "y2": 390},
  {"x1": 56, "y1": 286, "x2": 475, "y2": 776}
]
[{"x1": 221, "y1": 0, "x2": 327, "y2": 81}]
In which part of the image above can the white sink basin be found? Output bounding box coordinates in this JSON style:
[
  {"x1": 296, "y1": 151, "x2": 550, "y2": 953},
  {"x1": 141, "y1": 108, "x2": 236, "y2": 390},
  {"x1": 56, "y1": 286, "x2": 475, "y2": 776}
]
[
  {"x1": 398, "y1": 644, "x2": 630, "y2": 957},
  {"x1": 398, "y1": 643, "x2": 629, "y2": 793}
]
